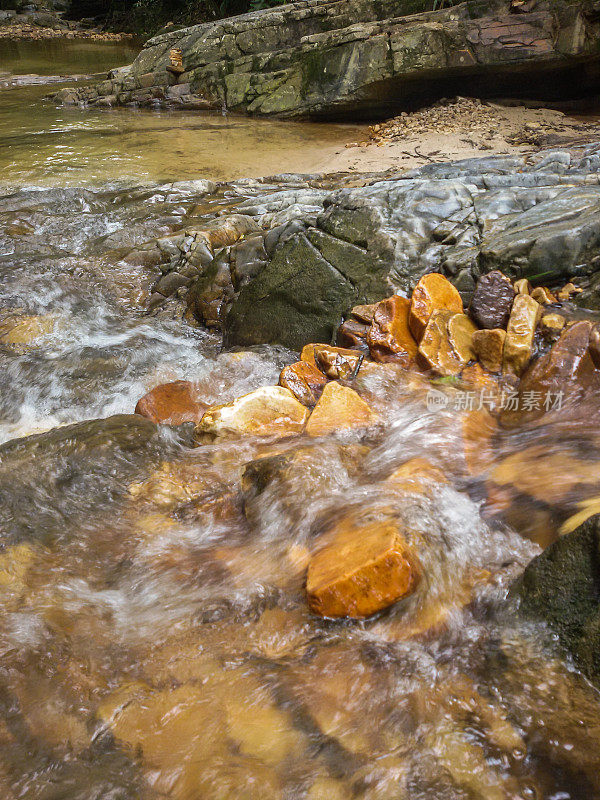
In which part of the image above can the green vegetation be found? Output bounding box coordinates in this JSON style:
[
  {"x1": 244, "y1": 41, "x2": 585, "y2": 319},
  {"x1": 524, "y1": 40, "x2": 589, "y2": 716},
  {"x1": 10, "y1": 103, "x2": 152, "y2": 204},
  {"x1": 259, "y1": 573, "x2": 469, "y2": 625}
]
[{"x1": 66, "y1": 0, "x2": 289, "y2": 36}]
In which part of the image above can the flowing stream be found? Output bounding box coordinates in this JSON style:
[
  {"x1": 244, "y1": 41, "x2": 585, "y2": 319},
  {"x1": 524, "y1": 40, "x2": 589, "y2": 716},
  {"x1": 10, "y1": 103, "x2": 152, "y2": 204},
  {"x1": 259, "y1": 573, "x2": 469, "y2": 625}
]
[{"x1": 1, "y1": 38, "x2": 600, "y2": 800}]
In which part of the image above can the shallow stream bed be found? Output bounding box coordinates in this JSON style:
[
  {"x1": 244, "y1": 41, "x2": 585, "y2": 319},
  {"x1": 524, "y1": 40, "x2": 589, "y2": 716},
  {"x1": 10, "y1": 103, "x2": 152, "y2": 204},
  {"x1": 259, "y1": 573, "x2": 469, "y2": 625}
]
[{"x1": 1, "y1": 37, "x2": 600, "y2": 800}]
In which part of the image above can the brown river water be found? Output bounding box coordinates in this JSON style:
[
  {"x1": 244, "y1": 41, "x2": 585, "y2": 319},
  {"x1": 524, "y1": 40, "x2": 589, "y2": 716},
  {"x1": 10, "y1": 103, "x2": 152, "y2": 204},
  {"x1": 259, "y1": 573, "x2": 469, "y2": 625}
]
[{"x1": 0, "y1": 38, "x2": 600, "y2": 800}]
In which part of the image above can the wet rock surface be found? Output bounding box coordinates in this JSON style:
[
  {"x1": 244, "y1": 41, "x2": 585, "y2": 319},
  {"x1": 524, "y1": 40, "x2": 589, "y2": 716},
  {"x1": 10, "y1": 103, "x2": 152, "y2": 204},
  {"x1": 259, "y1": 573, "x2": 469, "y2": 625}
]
[
  {"x1": 515, "y1": 513, "x2": 600, "y2": 688},
  {"x1": 60, "y1": 0, "x2": 600, "y2": 118},
  {"x1": 104, "y1": 141, "x2": 600, "y2": 349},
  {"x1": 4, "y1": 130, "x2": 600, "y2": 799}
]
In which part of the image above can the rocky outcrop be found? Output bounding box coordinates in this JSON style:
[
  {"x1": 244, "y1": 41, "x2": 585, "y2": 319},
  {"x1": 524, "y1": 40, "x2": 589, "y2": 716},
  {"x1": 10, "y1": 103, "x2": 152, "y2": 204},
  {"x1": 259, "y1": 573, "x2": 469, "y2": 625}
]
[
  {"x1": 184, "y1": 143, "x2": 600, "y2": 349},
  {"x1": 59, "y1": 0, "x2": 600, "y2": 118}
]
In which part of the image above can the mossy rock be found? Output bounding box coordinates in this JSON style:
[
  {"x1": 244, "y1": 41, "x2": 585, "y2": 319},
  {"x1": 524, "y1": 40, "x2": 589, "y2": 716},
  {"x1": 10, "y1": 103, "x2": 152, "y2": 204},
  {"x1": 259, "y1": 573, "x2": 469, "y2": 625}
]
[{"x1": 515, "y1": 514, "x2": 600, "y2": 686}]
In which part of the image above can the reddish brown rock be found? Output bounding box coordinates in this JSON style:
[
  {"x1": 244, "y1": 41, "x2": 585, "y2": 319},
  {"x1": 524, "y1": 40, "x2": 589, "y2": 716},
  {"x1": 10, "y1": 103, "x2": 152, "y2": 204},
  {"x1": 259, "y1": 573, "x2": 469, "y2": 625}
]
[
  {"x1": 472, "y1": 328, "x2": 506, "y2": 373},
  {"x1": 306, "y1": 516, "x2": 421, "y2": 618},
  {"x1": 590, "y1": 325, "x2": 600, "y2": 370},
  {"x1": 336, "y1": 319, "x2": 370, "y2": 350},
  {"x1": 469, "y1": 270, "x2": 515, "y2": 329},
  {"x1": 502, "y1": 294, "x2": 542, "y2": 376},
  {"x1": 504, "y1": 320, "x2": 600, "y2": 425},
  {"x1": 367, "y1": 295, "x2": 418, "y2": 365},
  {"x1": 305, "y1": 382, "x2": 378, "y2": 437},
  {"x1": 349, "y1": 303, "x2": 379, "y2": 323},
  {"x1": 279, "y1": 361, "x2": 328, "y2": 407},
  {"x1": 409, "y1": 274, "x2": 463, "y2": 342},
  {"x1": 135, "y1": 380, "x2": 209, "y2": 425},
  {"x1": 313, "y1": 345, "x2": 364, "y2": 380}
]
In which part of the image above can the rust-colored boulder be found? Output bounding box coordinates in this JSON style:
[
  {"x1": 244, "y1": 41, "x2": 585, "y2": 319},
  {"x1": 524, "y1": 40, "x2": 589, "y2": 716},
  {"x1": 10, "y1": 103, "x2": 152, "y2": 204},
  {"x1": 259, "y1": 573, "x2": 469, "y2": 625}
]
[
  {"x1": 472, "y1": 328, "x2": 506, "y2": 373},
  {"x1": 417, "y1": 311, "x2": 475, "y2": 376},
  {"x1": 306, "y1": 516, "x2": 421, "y2": 618},
  {"x1": 313, "y1": 345, "x2": 363, "y2": 380},
  {"x1": 409, "y1": 273, "x2": 463, "y2": 342},
  {"x1": 135, "y1": 380, "x2": 208, "y2": 425},
  {"x1": 336, "y1": 319, "x2": 370, "y2": 350},
  {"x1": 504, "y1": 320, "x2": 600, "y2": 425},
  {"x1": 279, "y1": 361, "x2": 327, "y2": 407},
  {"x1": 196, "y1": 386, "x2": 309, "y2": 439},
  {"x1": 469, "y1": 270, "x2": 515, "y2": 330},
  {"x1": 305, "y1": 382, "x2": 378, "y2": 437},
  {"x1": 502, "y1": 294, "x2": 542, "y2": 376},
  {"x1": 367, "y1": 295, "x2": 418, "y2": 365}
]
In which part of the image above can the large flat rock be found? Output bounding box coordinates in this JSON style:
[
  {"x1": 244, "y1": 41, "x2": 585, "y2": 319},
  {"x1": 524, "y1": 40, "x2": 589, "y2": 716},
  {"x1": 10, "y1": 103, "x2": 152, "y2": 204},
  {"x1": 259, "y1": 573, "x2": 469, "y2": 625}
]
[{"x1": 61, "y1": 0, "x2": 600, "y2": 118}]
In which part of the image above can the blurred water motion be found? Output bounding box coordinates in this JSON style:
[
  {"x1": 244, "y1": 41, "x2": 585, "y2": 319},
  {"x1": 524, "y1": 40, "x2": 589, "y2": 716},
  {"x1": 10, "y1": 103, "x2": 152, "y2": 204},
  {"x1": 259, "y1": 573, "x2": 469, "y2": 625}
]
[{"x1": 1, "y1": 38, "x2": 600, "y2": 800}]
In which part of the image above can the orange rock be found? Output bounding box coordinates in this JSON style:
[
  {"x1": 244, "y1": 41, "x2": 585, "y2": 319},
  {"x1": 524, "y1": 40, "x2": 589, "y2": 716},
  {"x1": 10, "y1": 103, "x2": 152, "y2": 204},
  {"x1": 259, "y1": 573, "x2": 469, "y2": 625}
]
[
  {"x1": 366, "y1": 295, "x2": 418, "y2": 365},
  {"x1": 409, "y1": 273, "x2": 463, "y2": 342},
  {"x1": 135, "y1": 380, "x2": 208, "y2": 425},
  {"x1": 385, "y1": 457, "x2": 448, "y2": 495},
  {"x1": 305, "y1": 382, "x2": 378, "y2": 437},
  {"x1": 416, "y1": 311, "x2": 467, "y2": 376},
  {"x1": 556, "y1": 282, "x2": 581, "y2": 302},
  {"x1": 460, "y1": 363, "x2": 501, "y2": 404},
  {"x1": 306, "y1": 517, "x2": 420, "y2": 618},
  {"x1": 313, "y1": 345, "x2": 363, "y2": 380},
  {"x1": 472, "y1": 328, "x2": 506, "y2": 373},
  {"x1": 196, "y1": 386, "x2": 309, "y2": 439},
  {"x1": 502, "y1": 294, "x2": 542, "y2": 376},
  {"x1": 447, "y1": 313, "x2": 477, "y2": 362},
  {"x1": 531, "y1": 286, "x2": 556, "y2": 305},
  {"x1": 513, "y1": 278, "x2": 531, "y2": 296},
  {"x1": 590, "y1": 324, "x2": 600, "y2": 369},
  {"x1": 300, "y1": 343, "x2": 319, "y2": 368},
  {"x1": 279, "y1": 361, "x2": 328, "y2": 407}
]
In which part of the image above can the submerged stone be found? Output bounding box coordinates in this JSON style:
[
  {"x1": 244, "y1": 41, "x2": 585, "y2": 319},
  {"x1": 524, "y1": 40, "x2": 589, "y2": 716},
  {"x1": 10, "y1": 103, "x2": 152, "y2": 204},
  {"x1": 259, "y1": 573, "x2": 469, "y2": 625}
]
[
  {"x1": 0, "y1": 313, "x2": 60, "y2": 345},
  {"x1": 306, "y1": 516, "x2": 420, "y2": 618}
]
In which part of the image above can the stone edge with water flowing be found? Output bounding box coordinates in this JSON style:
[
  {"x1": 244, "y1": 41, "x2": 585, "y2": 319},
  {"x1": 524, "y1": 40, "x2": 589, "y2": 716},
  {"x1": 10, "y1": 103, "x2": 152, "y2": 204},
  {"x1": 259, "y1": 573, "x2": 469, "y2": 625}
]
[{"x1": 55, "y1": 0, "x2": 600, "y2": 117}]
